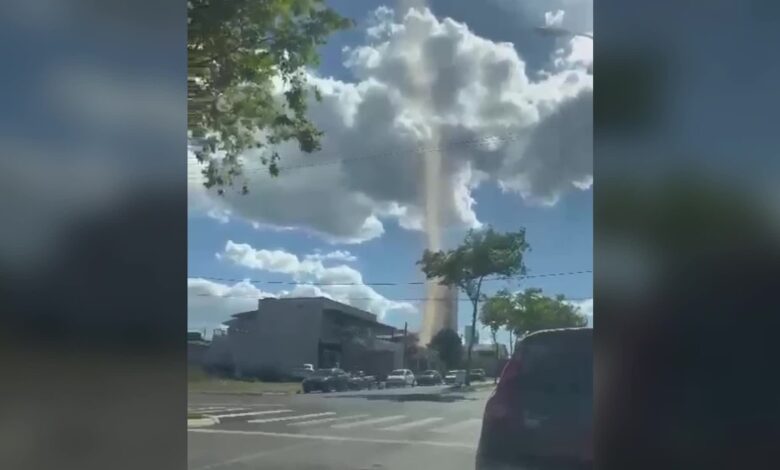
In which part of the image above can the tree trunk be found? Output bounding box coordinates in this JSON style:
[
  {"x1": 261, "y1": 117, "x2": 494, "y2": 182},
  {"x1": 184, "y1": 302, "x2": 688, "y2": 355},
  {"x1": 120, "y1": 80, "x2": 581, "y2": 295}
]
[
  {"x1": 464, "y1": 278, "x2": 483, "y2": 386},
  {"x1": 508, "y1": 329, "x2": 514, "y2": 355},
  {"x1": 492, "y1": 330, "x2": 498, "y2": 384}
]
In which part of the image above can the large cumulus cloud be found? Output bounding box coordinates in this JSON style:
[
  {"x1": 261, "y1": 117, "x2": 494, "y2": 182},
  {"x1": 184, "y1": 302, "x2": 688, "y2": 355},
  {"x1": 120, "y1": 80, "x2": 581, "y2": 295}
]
[
  {"x1": 215, "y1": 241, "x2": 417, "y2": 320},
  {"x1": 189, "y1": 6, "x2": 592, "y2": 243},
  {"x1": 188, "y1": 241, "x2": 418, "y2": 333}
]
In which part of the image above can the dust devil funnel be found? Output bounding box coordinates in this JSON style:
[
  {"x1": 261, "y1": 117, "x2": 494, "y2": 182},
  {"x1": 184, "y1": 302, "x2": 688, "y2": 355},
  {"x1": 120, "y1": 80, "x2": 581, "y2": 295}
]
[{"x1": 397, "y1": 0, "x2": 458, "y2": 345}]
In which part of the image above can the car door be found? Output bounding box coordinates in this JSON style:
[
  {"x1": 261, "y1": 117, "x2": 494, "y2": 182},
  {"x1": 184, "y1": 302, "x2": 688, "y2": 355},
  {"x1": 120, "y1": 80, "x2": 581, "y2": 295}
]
[{"x1": 333, "y1": 369, "x2": 345, "y2": 390}]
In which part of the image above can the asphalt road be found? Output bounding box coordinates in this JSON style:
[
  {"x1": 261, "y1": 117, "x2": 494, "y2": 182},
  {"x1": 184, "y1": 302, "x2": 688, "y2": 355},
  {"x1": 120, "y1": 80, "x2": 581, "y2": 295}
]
[{"x1": 188, "y1": 385, "x2": 492, "y2": 470}]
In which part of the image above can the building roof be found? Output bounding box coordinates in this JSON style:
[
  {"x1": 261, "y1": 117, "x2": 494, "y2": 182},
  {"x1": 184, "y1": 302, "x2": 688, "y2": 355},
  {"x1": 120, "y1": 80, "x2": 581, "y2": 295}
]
[{"x1": 227, "y1": 297, "x2": 398, "y2": 332}]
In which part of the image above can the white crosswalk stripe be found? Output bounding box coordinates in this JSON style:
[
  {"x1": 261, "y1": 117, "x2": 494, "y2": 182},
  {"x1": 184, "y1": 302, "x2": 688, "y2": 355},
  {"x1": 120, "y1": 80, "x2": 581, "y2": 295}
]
[
  {"x1": 379, "y1": 417, "x2": 444, "y2": 431},
  {"x1": 248, "y1": 412, "x2": 336, "y2": 424},
  {"x1": 430, "y1": 418, "x2": 482, "y2": 434},
  {"x1": 288, "y1": 414, "x2": 370, "y2": 427},
  {"x1": 209, "y1": 409, "x2": 293, "y2": 419},
  {"x1": 192, "y1": 407, "x2": 247, "y2": 414},
  {"x1": 331, "y1": 415, "x2": 406, "y2": 429}
]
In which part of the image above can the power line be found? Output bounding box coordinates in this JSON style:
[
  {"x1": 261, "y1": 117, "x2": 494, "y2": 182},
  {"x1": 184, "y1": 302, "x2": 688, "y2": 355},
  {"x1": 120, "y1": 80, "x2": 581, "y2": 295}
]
[
  {"x1": 191, "y1": 293, "x2": 593, "y2": 302},
  {"x1": 190, "y1": 269, "x2": 592, "y2": 287}
]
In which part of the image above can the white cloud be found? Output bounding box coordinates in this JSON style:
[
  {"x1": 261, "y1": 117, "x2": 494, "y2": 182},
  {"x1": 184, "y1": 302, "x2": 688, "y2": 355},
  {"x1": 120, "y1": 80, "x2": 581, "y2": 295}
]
[
  {"x1": 492, "y1": 0, "x2": 593, "y2": 35},
  {"x1": 304, "y1": 249, "x2": 358, "y2": 263},
  {"x1": 206, "y1": 208, "x2": 231, "y2": 224},
  {"x1": 187, "y1": 277, "x2": 276, "y2": 333},
  {"x1": 189, "y1": 7, "x2": 592, "y2": 242},
  {"x1": 567, "y1": 298, "x2": 593, "y2": 326},
  {"x1": 544, "y1": 10, "x2": 565, "y2": 27},
  {"x1": 217, "y1": 241, "x2": 416, "y2": 319}
]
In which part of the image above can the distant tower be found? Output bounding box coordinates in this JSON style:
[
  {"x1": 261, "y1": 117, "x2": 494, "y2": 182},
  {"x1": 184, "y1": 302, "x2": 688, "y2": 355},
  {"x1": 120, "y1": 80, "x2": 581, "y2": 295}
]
[{"x1": 419, "y1": 281, "x2": 458, "y2": 346}]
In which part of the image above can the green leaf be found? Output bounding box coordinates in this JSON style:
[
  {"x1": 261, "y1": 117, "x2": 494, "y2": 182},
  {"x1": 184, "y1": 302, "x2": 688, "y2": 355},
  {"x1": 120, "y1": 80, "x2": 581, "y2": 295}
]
[{"x1": 188, "y1": 0, "x2": 353, "y2": 189}]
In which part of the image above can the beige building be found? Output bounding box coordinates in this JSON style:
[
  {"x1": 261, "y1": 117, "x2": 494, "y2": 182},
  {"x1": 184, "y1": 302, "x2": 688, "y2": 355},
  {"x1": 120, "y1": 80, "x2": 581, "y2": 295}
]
[{"x1": 471, "y1": 343, "x2": 510, "y2": 377}]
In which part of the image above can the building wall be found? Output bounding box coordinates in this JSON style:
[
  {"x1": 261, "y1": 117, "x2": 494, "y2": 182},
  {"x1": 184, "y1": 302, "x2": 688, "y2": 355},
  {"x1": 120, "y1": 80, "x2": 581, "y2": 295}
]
[
  {"x1": 203, "y1": 333, "x2": 233, "y2": 375},
  {"x1": 187, "y1": 342, "x2": 209, "y2": 367},
  {"x1": 471, "y1": 344, "x2": 509, "y2": 377},
  {"x1": 342, "y1": 339, "x2": 403, "y2": 377},
  {"x1": 229, "y1": 298, "x2": 323, "y2": 377}
]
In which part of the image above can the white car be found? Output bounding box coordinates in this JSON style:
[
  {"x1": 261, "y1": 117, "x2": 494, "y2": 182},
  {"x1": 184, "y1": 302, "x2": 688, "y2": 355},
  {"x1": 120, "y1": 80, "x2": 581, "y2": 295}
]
[{"x1": 385, "y1": 369, "x2": 416, "y2": 387}]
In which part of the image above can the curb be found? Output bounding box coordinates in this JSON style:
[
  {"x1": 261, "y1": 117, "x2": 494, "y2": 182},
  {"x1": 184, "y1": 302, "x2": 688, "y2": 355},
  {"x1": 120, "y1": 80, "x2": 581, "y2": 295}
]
[
  {"x1": 444, "y1": 382, "x2": 496, "y2": 393},
  {"x1": 191, "y1": 390, "x2": 298, "y2": 397},
  {"x1": 188, "y1": 416, "x2": 220, "y2": 428}
]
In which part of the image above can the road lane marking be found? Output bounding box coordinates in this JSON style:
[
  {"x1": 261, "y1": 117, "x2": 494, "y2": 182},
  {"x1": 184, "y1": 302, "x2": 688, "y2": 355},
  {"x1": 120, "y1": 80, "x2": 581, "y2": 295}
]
[
  {"x1": 188, "y1": 428, "x2": 477, "y2": 449},
  {"x1": 288, "y1": 414, "x2": 370, "y2": 427},
  {"x1": 430, "y1": 418, "x2": 482, "y2": 434},
  {"x1": 379, "y1": 417, "x2": 444, "y2": 431},
  {"x1": 208, "y1": 409, "x2": 293, "y2": 419},
  {"x1": 191, "y1": 407, "x2": 247, "y2": 414},
  {"x1": 331, "y1": 415, "x2": 406, "y2": 429},
  {"x1": 248, "y1": 412, "x2": 336, "y2": 424}
]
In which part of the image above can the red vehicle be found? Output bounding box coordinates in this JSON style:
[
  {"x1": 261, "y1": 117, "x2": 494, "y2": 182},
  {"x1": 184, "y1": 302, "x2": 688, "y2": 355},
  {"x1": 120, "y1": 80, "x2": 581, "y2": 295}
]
[{"x1": 476, "y1": 327, "x2": 592, "y2": 470}]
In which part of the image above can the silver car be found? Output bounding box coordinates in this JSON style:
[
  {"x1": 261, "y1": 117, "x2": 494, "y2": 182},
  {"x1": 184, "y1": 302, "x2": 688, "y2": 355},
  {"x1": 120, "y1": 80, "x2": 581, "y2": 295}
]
[{"x1": 385, "y1": 369, "x2": 416, "y2": 387}]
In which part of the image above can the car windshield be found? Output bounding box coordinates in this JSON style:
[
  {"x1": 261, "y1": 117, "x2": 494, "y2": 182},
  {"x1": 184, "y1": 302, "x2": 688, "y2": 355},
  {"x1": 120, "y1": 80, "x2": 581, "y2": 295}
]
[
  {"x1": 312, "y1": 369, "x2": 334, "y2": 377},
  {"x1": 517, "y1": 331, "x2": 593, "y2": 390},
  {"x1": 389, "y1": 370, "x2": 406, "y2": 375},
  {"x1": 423, "y1": 370, "x2": 438, "y2": 375}
]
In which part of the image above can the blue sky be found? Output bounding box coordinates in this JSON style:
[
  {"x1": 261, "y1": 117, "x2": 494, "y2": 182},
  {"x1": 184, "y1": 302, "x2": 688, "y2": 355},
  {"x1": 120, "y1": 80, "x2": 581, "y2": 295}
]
[{"x1": 188, "y1": 0, "x2": 593, "y2": 345}]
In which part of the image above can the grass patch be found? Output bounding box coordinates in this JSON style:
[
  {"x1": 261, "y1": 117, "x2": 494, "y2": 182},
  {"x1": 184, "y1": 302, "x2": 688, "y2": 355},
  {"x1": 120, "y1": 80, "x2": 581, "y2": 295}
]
[
  {"x1": 188, "y1": 377, "x2": 302, "y2": 395},
  {"x1": 188, "y1": 366, "x2": 211, "y2": 382},
  {"x1": 188, "y1": 366, "x2": 301, "y2": 394}
]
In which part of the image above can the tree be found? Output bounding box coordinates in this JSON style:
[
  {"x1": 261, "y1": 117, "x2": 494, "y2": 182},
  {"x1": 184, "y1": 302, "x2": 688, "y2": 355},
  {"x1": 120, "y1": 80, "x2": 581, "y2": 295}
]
[
  {"x1": 418, "y1": 227, "x2": 529, "y2": 384},
  {"x1": 188, "y1": 0, "x2": 353, "y2": 190},
  {"x1": 480, "y1": 289, "x2": 513, "y2": 383},
  {"x1": 427, "y1": 328, "x2": 463, "y2": 371},
  {"x1": 507, "y1": 288, "x2": 588, "y2": 337}
]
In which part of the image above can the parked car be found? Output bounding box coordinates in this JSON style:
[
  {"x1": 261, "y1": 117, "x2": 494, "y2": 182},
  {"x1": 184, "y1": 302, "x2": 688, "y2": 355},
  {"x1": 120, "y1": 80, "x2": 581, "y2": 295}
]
[
  {"x1": 289, "y1": 363, "x2": 315, "y2": 381},
  {"x1": 476, "y1": 327, "x2": 593, "y2": 470},
  {"x1": 444, "y1": 369, "x2": 466, "y2": 385},
  {"x1": 416, "y1": 370, "x2": 443, "y2": 385},
  {"x1": 385, "y1": 369, "x2": 416, "y2": 387},
  {"x1": 301, "y1": 368, "x2": 351, "y2": 393},
  {"x1": 469, "y1": 368, "x2": 487, "y2": 382},
  {"x1": 348, "y1": 371, "x2": 377, "y2": 390}
]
